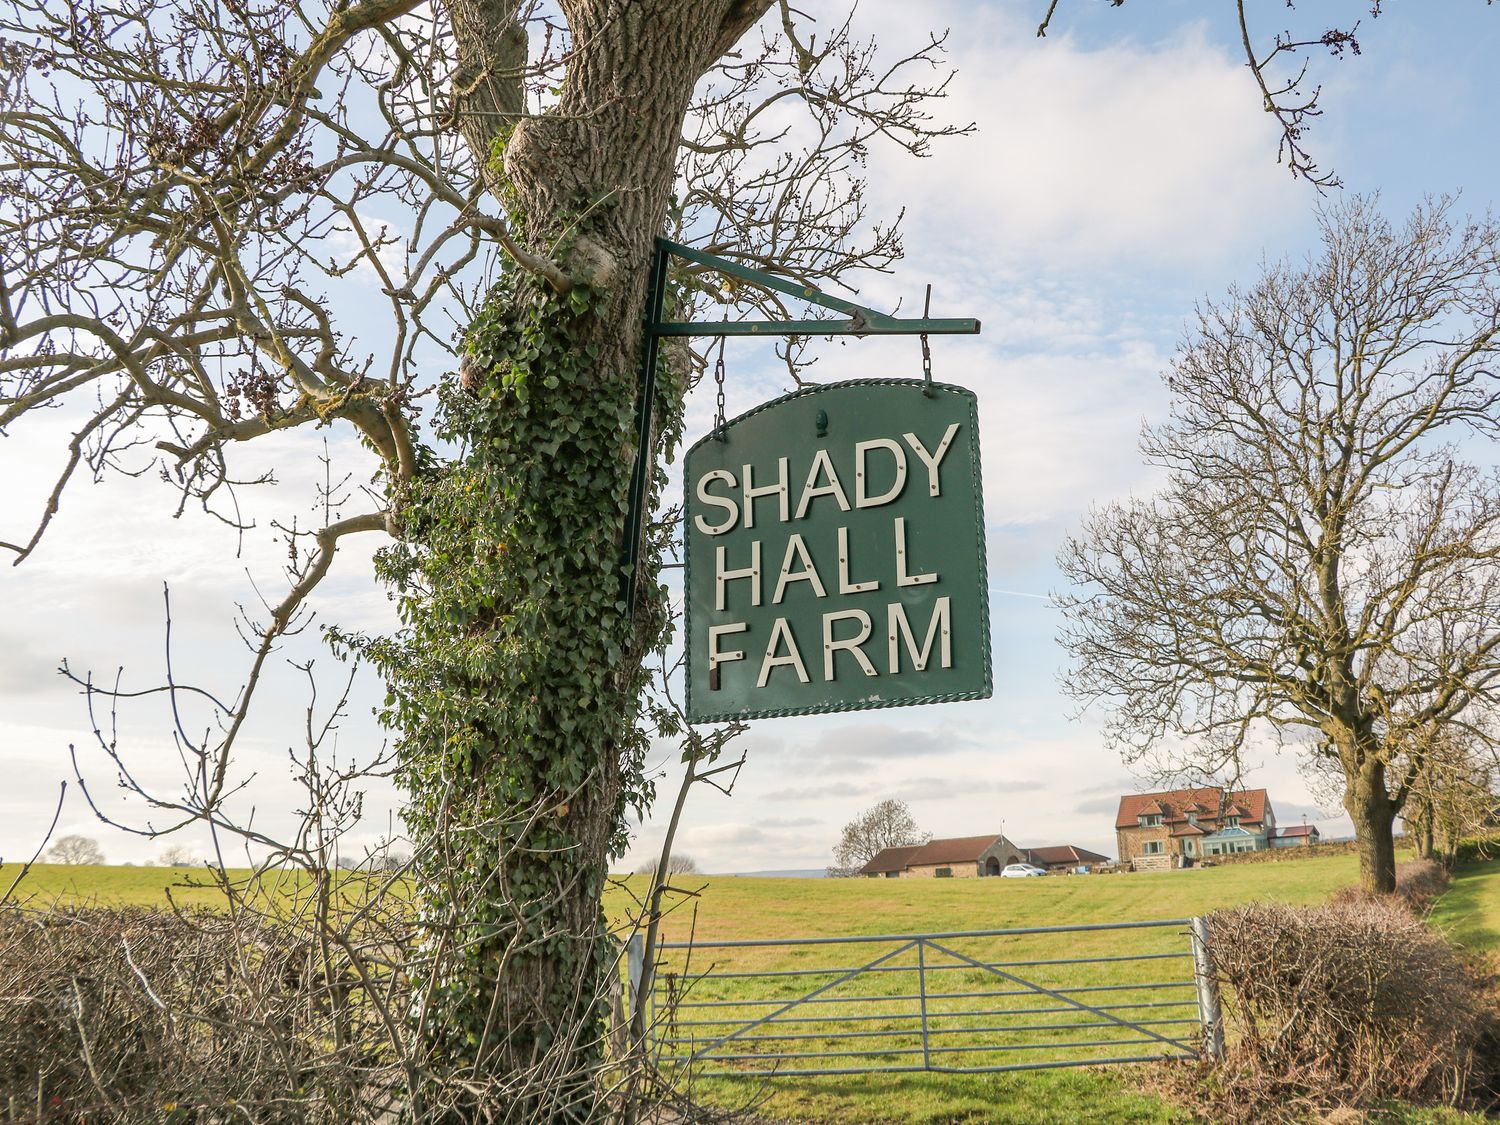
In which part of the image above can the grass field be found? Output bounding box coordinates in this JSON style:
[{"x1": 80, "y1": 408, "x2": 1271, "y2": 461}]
[
  {"x1": 1430, "y1": 859, "x2": 1500, "y2": 969},
  {"x1": 613, "y1": 854, "x2": 1366, "y2": 945},
  {"x1": 1, "y1": 862, "x2": 256, "y2": 908},
  {"x1": 6, "y1": 854, "x2": 1497, "y2": 1123}
]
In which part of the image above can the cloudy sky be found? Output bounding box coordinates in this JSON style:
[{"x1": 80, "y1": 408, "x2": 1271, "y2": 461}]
[{"x1": 4, "y1": 1, "x2": 1500, "y2": 872}]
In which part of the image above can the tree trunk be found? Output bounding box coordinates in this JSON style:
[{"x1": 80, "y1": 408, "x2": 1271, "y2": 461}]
[
  {"x1": 1344, "y1": 760, "x2": 1399, "y2": 894},
  {"x1": 1415, "y1": 802, "x2": 1435, "y2": 861},
  {"x1": 380, "y1": 3, "x2": 773, "y2": 1120}
]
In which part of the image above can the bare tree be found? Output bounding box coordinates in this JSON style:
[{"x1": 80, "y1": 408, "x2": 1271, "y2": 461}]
[
  {"x1": 1, "y1": 0, "x2": 963, "y2": 1112},
  {"x1": 1401, "y1": 723, "x2": 1500, "y2": 863},
  {"x1": 157, "y1": 843, "x2": 196, "y2": 867},
  {"x1": 636, "y1": 853, "x2": 700, "y2": 878},
  {"x1": 829, "y1": 798, "x2": 931, "y2": 877},
  {"x1": 1039, "y1": 0, "x2": 1378, "y2": 188},
  {"x1": 45, "y1": 835, "x2": 104, "y2": 865},
  {"x1": 1059, "y1": 197, "x2": 1500, "y2": 895}
]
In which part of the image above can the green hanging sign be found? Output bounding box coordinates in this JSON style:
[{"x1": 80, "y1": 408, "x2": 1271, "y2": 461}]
[{"x1": 684, "y1": 379, "x2": 990, "y2": 723}]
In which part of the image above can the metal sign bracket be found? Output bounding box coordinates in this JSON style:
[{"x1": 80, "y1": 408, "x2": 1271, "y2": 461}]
[{"x1": 621, "y1": 237, "x2": 983, "y2": 617}]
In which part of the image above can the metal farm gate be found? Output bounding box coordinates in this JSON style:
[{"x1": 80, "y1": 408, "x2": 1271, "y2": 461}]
[{"x1": 631, "y1": 918, "x2": 1221, "y2": 1078}]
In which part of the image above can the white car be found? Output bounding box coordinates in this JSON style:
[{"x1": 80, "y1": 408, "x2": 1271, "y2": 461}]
[{"x1": 1000, "y1": 863, "x2": 1047, "y2": 878}]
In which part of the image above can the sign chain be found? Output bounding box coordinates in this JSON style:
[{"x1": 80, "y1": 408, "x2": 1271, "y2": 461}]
[
  {"x1": 920, "y1": 283, "x2": 934, "y2": 398},
  {"x1": 713, "y1": 340, "x2": 728, "y2": 440}
]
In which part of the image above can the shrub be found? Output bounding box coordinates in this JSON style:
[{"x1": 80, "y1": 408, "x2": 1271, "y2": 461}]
[
  {"x1": 1328, "y1": 857, "x2": 1450, "y2": 914},
  {"x1": 0, "y1": 905, "x2": 407, "y2": 1122},
  {"x1": 1452, "y1": 833, "x2": 1500, "y2": 866},
  {"x1": 1197, "y1": 897, "x2": 1492, "y2": 1121}
]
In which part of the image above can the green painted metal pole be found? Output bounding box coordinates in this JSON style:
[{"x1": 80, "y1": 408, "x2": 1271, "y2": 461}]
[
  {"x1": 622, "y1": 243, "x2": 670, "y2": 615},
  {"x1": 650, "y1": 318, "x2": 979, "y2": 337}
]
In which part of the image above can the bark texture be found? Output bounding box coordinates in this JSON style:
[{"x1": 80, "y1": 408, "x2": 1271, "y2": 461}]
[{"x1": 400, "y1": 3, "x2": 774, "y2": 1119}]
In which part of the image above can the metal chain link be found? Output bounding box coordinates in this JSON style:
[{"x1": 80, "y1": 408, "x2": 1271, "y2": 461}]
[
  {"x1": 713, "y1": 341, "x2": 727, "y2": 439},
  {"x1": 920, "y1": 283, "x2": 934, "y2": 397}
]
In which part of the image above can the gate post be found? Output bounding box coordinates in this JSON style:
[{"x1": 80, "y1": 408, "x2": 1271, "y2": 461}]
[
  {"x1": 1190, "y1": 916, "x2": 1224, "y2": 1062},
  {"x1": 626, "y1": 934, "x2": 646, "y2": 1045},
  {"x1": 916, "y1": 939, "x2": 931, "y2": 1069}
]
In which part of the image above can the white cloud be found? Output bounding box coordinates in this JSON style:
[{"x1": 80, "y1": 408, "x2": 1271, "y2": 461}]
[{"x1": 864, "y1": 8, "x2": 1308, "y2": 273}]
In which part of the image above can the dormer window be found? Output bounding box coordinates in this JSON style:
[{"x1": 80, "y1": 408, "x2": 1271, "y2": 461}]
[
  {"x1": 1224, "y1": 816, "x2": 1239, "y2": 829},
  {"x1": 1186, "y1": 811, "x2": 1199, "y2": 825},
  {"x1": 1139, "y1": 814, "x2": 1162, "y2": 828}
]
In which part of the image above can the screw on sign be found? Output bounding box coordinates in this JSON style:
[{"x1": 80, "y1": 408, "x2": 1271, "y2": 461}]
[{"x1": 684, "y1": 379, "x2": 990, "y2": 723}]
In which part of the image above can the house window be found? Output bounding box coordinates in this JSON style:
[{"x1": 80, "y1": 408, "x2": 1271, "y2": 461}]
[
  {"x1": 1186, "y1": 811, "x2": 1199, "y2": 825},
  {"x1": 935, "y1": 867, "x2": 953, "y2": 878},
  {"x1": 884, "y1": 871, "x2": 898, "y2": 878},
  {"x1": 1139, "y1": 814, "x2": 1162, "y2": 827},
  {"x1": 1142, "y1": 841, "x2": 1164, "y2": 856},
  {"x1": 1224, "y1": 816, "x2": 1240, "y2": 828}
]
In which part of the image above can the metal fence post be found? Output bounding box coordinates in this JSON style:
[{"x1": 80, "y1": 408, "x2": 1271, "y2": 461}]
[
  {"x1": 916, "y1": 938, "x2": 931, "y2": 1070},
  {"x1": 1190, "y1": 916, "x2": 1224, "y2": 1062},
  {"x1": 626, "y1": 934, "x2": 645, "y2": 1044}
]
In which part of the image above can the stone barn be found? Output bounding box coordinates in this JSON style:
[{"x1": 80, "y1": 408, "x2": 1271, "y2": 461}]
[{"x1": 860, "y1": 833, "x2": 1026, "y2": 878}]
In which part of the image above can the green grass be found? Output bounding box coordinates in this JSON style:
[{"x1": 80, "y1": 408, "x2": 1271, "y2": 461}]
[
  {"x1": 1429, "y1": 858, "x2": 1500, "y2": 968},
  {"x1": 0, "y1": 862, "x2": 400, "y2": 918},
  {"x1": 699, "y1": 1066, "x2": 1195, "y2": 1124},
  {"x1": 1, "y1": 862, "x2": 253, "y2": 908},
  {"x1": 610, "y1": 856, "x2": 1364, "y2": 946}
]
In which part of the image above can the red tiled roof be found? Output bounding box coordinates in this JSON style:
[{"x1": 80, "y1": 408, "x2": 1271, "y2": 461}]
[
  {"x1": 859, "y1": 844, "x2": 924, "y2": 875},
  {"x1": 1170, "y1": 823, "x2": 1208, "y2": 837},
  {"x1": 905, "y1": 834, "x2": 1005, "y2": 866},
  {"x1": 1026, "y1": 845, "x2": 1112, "y2": 866},
  {"x1": 1115, "y1": 788, "x2": 1269, "y2": 830},
  {"x1": 861, "y1": 834, "x2": 1016, "y2": 874}
]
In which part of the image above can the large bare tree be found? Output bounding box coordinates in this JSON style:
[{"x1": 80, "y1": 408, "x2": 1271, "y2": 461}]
[
  {"x1": 828, "y1": 797, "x2": 931, "y2": 877},
  {"x1": 44, "y1": 834, "x2": 104, "y2": 865},
  {"x1": 1059, "y1": 197, "x2": 1500, "y2": 895},
  {"x1": 0, "y1": 0, "x2": 964, "y2": 1115}
]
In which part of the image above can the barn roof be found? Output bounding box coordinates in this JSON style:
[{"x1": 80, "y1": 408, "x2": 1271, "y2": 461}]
[
  {"x1": 1275, "y1": 824, "x2": 1319, "y2": 838},
  {"x1": 905, "y1": 834, "x2": 1006, "y2": 866},
  {"x1": 1115, "y1": 788, "x2": 1269, "y2": 830},
  {"x1": 1025, "y1": 844, "x2": 1111, "y2": 866},
  {"x1": 859, "y1": 844, "x2": 924, "y2": 875}
]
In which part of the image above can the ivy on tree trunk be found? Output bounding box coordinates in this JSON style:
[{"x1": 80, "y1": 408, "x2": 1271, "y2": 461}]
[{"x1": 370, "y1": 4, "x2": 767, "y2": 1116}]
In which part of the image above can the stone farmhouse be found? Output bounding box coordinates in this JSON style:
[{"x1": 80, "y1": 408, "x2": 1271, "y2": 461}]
[
  {"x1": 860, "y1": 834, "x2": 1027, "y2": 878},
  {"x1": 1115, "y1": 787, "x2": 1324, "y2": 869}
]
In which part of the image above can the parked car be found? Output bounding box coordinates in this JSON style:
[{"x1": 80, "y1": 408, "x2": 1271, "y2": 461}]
[{"x1": 1000, "y1": 863, "x2": 1047, "y2": 878}]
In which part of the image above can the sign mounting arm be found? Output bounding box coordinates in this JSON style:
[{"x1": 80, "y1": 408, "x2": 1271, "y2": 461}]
[{"x1": 622, "y1": 237, "x2": 983, "y2": 618}]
